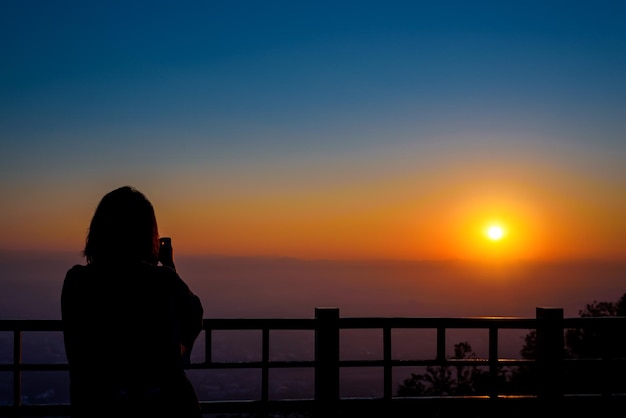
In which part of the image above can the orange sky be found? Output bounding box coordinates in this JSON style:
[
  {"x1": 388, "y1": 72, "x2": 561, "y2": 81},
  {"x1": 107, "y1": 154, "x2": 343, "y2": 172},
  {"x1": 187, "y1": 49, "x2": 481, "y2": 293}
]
[
  {"x1": 146, "y1": 140, "x2": 624, "y2": 262},
  {"x1": 4, "y1": 137, "x2": 621, "y2": 262}
]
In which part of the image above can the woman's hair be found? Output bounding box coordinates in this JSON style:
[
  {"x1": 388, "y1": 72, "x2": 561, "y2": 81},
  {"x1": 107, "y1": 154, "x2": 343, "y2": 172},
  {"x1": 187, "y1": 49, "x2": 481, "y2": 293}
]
[{"x1": 84, "y1": 186, "x2": 160, "y2": 264}]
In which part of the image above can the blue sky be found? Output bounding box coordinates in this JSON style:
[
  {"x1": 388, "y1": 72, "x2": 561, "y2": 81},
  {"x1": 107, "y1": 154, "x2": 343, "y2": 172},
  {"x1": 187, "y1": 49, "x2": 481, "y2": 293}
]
[{"x1": 1, "y1": 1, "x2": 625, "y2": 259}]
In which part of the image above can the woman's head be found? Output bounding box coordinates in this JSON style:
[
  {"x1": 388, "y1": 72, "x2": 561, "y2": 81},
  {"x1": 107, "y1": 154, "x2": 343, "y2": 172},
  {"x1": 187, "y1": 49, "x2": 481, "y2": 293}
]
[{"x1": 84, "y1": 186, "x2": 159, "y2": 264}]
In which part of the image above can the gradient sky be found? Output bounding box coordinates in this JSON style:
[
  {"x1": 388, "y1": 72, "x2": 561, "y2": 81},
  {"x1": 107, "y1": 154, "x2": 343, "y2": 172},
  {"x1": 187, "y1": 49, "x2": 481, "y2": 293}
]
[{"x1": 1, "y1": 0, "x2": 625, "y2": 261}]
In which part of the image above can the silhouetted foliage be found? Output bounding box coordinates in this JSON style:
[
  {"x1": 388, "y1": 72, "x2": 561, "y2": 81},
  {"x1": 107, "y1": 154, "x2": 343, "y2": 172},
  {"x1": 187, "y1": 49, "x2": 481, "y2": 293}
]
[
  {"x1": 518, "y1": 294, "x2": 626, "y2": 359},
  {"x1": 565, "y1": 293, "x2": 626, "y2": 359},
  {"x1": 397, "y1": 341, "x2": 499, "y2": 396},
  {"x1": 398, "y1": 292, "x2": 626, "y2": 397}
]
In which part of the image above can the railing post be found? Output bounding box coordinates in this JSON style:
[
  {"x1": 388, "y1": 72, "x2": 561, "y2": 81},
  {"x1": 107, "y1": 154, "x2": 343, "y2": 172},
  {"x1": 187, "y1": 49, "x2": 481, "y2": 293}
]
[
  {"x1": 598, "y1": 318, "x2": 615, "y2": 396},
  {"x1": 315, "y1": 307, "x2": 340, "y2": 414},
  {"x1": 13, "y1": 329, "x2": 22, "y2": 414},
  {"x1": 488, "y1": 326, "x2": 499, "y2": 399},
  {"x1": 535, "y1": 307, "x2": 564, "y2": 400}
]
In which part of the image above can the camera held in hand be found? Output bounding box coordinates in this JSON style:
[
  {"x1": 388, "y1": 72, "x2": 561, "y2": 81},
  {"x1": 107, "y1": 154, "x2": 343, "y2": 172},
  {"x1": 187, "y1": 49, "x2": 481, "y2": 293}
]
[{"x1": 158, "y1": 237, "x2": 175, "y2": 270}]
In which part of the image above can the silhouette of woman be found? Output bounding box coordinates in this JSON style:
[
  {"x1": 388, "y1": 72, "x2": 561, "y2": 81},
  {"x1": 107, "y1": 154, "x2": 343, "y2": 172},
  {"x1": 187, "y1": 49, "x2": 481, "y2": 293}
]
[{"x1": 61, "y1": 186, "x2": 203, "y2": 418}]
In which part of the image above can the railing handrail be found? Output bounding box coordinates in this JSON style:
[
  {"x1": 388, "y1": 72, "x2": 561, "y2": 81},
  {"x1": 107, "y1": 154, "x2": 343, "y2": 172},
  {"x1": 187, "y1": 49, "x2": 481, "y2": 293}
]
[{"x1": 2, "y1": 314, "x2": 624, "y2": 331}]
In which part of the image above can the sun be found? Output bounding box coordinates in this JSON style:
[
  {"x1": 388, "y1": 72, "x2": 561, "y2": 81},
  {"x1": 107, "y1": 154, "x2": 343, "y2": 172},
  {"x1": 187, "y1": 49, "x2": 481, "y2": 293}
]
[{"x1": 485, "y1": 224, "x2": 505, "y2": 241}]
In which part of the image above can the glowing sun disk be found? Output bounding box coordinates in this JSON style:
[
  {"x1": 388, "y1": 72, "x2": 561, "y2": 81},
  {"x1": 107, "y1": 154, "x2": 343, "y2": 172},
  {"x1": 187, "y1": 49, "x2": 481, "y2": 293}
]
[{"x1": 486, "y1": 225, "x2": 505, "y2": 241}]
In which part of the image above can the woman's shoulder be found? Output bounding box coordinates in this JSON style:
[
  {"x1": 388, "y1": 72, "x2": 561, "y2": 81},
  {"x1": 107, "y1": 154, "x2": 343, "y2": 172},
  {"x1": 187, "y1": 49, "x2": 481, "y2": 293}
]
[
  {"x1": 64, "y1": 264, "x2": 88, "y2": 281},
  {"x1": 61, "y1": 264, "x2": 91, "y2": 297},
  {"x1": 63, "y1": 263, "x2": 111, "y2": 286}
]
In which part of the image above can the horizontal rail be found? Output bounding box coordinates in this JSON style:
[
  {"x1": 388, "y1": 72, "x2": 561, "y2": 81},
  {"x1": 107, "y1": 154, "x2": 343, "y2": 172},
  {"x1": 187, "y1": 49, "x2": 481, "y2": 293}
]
[{"x1": 2, "y1": 315, "x2": 621, "y2": 332}]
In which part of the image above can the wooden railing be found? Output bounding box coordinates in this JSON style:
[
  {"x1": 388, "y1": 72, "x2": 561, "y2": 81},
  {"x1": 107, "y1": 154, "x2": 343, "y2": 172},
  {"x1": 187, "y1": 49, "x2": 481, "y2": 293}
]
[{"x1": 1, "y1": 307, "x2": 625, "y2": 417}]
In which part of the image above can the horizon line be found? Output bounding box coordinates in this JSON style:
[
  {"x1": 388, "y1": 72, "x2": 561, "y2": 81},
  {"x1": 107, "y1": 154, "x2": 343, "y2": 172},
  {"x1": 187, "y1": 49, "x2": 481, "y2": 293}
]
[{"x1": 1, "y1": 248, "x2": 626, "y2": 264}]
